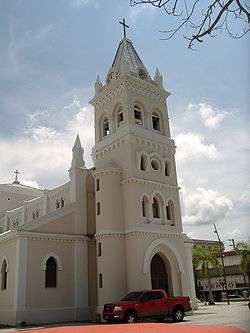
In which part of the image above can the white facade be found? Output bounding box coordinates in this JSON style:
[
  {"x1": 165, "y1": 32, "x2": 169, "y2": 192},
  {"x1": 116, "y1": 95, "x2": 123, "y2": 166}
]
[{"x1": 0, "y1": 37, "x2": 196, "y2": 326}]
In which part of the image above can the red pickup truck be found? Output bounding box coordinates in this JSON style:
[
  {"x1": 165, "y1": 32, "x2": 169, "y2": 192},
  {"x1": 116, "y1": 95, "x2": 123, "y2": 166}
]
[{"x1": 102, "y1": 289, "x2": 192, "y2": 323}]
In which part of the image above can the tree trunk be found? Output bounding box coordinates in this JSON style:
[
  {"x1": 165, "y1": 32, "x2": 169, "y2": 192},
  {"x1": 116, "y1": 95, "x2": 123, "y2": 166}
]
[{"x1": 207, "y1": 271, "x2": 215, "y2": 304}]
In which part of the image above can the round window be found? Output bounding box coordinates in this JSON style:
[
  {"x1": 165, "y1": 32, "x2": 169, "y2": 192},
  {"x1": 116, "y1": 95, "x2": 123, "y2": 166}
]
[{"x1": 151, "y1": 159, "x2": 160, "y2": 171}]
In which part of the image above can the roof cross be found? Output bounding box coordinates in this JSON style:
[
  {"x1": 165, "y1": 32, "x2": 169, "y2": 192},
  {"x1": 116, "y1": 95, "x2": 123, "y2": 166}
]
[
  {"x1": 13, "y1": 169, "x2": 20, "y2": 184},
  {"x1": 119, "y1": 18, "x2": 129, "y2": 38}
]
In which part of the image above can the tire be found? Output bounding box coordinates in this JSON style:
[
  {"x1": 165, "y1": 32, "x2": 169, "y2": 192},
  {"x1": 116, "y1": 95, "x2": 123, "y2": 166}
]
[
  {"x1": 124, "y1": 311, "x2": 137, "y2": 323},
  {"x1": 172, "y1": 307, "x2": 184, "y2": 322}
]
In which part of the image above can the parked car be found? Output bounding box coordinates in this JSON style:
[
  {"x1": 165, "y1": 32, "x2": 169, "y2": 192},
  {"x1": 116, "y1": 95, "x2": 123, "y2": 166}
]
[{"x1": 102, "y1": 289, "x2": 192, "y2": 323}]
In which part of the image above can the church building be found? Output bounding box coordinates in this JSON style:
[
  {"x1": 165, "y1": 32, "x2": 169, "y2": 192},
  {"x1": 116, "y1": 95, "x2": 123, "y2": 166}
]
[{"x1": 0, "y1": 33, "x2": 196, "y2": 325}]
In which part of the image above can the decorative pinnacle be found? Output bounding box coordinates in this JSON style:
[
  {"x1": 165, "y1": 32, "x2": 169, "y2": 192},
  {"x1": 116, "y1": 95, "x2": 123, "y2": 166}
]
[
  {"x1": 73, "y1": 134, "x2": 83, "y2": 151},
  {"x1": 154, "y1": 67, "x2": 163, "y2": 87}
]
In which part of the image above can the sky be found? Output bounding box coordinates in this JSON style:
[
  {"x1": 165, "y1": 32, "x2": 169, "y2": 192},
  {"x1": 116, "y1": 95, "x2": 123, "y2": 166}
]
[{"x1": 0, "y1": 0, "x2": 249, "y2": 245}]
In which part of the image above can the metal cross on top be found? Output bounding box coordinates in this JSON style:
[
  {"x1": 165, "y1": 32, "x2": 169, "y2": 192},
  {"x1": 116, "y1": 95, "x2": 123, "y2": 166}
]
[
  {"x1": 13, "y1": 169, "x2": 20, "y2": 184},
  {"x1": 119, "y1": 18, "x2": 129, "y2": 38}
]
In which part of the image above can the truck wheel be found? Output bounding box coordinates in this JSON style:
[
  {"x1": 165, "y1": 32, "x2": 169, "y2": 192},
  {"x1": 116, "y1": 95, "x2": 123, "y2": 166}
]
[
  {"x1": 124, "y1": 311, "x2": 137, "y2": 323},
  {"x1": 173, "y1": 308, "x2": 184, "y2": 322}
]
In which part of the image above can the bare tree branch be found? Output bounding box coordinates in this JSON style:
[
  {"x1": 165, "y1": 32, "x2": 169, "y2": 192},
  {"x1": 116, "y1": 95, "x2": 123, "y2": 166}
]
[{"x1": 130, "y1": 0, "x2": 250, "y2": 48}]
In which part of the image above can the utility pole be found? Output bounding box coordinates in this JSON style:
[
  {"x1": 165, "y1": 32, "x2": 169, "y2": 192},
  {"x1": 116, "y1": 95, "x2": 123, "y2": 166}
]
[{"x1": 213, "y1": 224, "x2": 230, "y2": 305}]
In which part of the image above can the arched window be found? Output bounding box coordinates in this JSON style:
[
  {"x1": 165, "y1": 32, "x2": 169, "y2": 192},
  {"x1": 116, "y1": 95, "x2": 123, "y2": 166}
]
[
  {"x1": 1, "y1": 259, "x2": 7, "y2": 291},
  {"x1": 152, "y1": 112, "x2": 160, "y2": 131},
  {"x1": 165, "y1": 161, "x2": 170, "y2": 176},
  {"x1": 60, "y1": 197, "x2": 64, "y2": 208},
  {"x1": 32, "y1": 211, "x2": 36, "y2": 220},
  {"x1": 134, "y1": 105, "x2": 143, "y2": 126},
  {"x1": 45, "y1": 257, "x2": 57, "y2": 288},
  {"x1": 140, "y1": 154, "x2": 147, "y2": 171},
  {"x1": 36, "y1": 209, "x2": 39, "y2": 218},
  {"x1": 103, "y1": 117, "x2": 110, "y2": 137},
  {"x1": 96, "y1": 179, "x2": 100, "y2": 191},
  {"x1": 142, "y1": 196, "x2": 149, "y2": 218},
  {"x1": 56, "y1": 199, "x2": 60, "y2": 209},
  {"x1": 166, "y1": 200, "x2": 175, "y2": 224},
  {"x1": 117, "y1": 107, "x2": 124, "y2": 127},
  {"x1": 98, "y1": 242, "x2": 102, "y2": 257},
  {"x1": 97, "y1": 202, "x2": 101, "y2": 216},
  {"x1": 152, "y1": 197, "x2": 160, "y2": 218}
]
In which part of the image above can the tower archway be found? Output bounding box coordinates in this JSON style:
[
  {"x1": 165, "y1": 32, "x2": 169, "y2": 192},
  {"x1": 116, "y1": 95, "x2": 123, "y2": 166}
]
[{"x1": 150, "y1": 253, "x2": 173, "y2": 296}]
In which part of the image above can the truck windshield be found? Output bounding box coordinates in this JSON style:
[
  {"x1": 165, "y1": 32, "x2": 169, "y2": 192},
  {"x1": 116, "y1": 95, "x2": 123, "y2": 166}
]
[{"x1": 121, "y1": 292, "x2": 143, "y2": 301}]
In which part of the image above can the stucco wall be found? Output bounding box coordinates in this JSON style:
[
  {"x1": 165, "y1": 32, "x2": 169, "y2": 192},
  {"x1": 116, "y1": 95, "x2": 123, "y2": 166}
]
[
  {"x1": 96, "y1": 237, "x2": 126, "y2": 307},
  {"x1": 34, "y1": 212, "x2": 76, "y2": 234},
  {"x1": 25, "y1": 239, "x2": 75, "y2": 309}
]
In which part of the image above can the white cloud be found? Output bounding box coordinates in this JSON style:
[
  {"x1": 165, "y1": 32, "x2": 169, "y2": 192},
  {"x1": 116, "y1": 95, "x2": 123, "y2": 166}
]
[
  {"x1": 224, "y1": 228, "x2": 241, "y2": 238},
  {"x1": 175, "y1": 132, "x2": 219, "y2": 161},
  {"x1": 129, "y1": 3, "x2": 156, "y2": 23},
  {"x1": 21, "y1": 179, "x2": 40, "y2": 189},
  {"x1": 0, "y1": 97, "x2": 94, "y2": 188},
  {"x1": 238, "y1": 190, "x2": 250, "y2": 207},
  {"x1": 187, "y1": 102, "x2": 228, "y2": 129},
  {"x1": 70, "y1": 0, "x2": 98, "y2": 7},
  {"x1": 181, "y1": 187, "x2": 233, "y2": 225}
]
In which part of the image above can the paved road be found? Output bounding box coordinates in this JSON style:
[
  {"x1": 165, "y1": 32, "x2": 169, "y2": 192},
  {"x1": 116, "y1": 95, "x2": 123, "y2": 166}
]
[
  {"x1": 181, "y1": 301, "x2": 250, "y2": 332},
  {"x1": 0, "y1": 301, "x2": 249, "y2": 333}
]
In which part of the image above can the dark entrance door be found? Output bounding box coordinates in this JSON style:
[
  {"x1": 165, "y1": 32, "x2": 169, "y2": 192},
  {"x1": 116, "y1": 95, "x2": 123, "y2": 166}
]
[{"x1": 150, "y1": 253, "x2": 169, "y2": 294}]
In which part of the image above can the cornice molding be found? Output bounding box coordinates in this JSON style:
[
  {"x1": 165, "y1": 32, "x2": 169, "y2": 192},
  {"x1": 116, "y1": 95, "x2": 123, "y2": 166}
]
[
  {"x1": 95, "y1": 228, "x2": 186, "y2": 240},
  {"x1": 93, "y1": 168, "x2": 123, "y2": 177},
  {"x1": 121, "y1": 177, "x2": 179, "y2": 191},
  {"x1": 93, "y1": 132, "x2": 176, "y2": 163},
  {"x1": 0, "y1": 229, "x2": 88, "y2": 245},
  {"x1": 90, "y1": 74, "x2": 170, "y2": 108}
]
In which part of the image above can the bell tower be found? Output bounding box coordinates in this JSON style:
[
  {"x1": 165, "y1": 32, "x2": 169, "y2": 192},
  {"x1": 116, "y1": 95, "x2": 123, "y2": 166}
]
[{"x1": 90, "y1": 33, "x2": 196, "y2": 313}]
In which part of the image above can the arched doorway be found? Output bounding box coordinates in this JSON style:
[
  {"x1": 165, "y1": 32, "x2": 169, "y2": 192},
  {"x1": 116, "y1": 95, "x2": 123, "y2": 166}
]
[{"x1": 150, "y1": 253, "x2": 172, "y2": 296}]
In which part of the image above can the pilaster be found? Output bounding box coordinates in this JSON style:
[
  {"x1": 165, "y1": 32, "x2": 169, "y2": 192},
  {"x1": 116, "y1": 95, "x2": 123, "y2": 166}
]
[{"x1": 14, "y1": 237, "x2": 28, "y2": 318}]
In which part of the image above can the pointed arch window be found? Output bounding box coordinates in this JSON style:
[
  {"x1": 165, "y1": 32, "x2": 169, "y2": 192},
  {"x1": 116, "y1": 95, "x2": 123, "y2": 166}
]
[
  {"x1": 166, "y1": 200, "x2": 175, "y2": 225},
  {"x1": 1, "y1": 259, "x2": 7, "y2": 291},
  {"x1": 165, "y1": 161, "x2": 170, "y2": 176},
  {"x1": 152, "y1": 197, "x2": 160, "y2": 218},
  {"x1": 140, "y1": 154, "x2": 147, "y2": 171},
  {"x1": 103, "y1": 117, "x2": 110, "y2": 137},
  {"x1": 97, "y1": 202, "x2": 101, "y2": 216},
  {"x1": 45, "y1": 256, "x2": 57, "y2": 288},
  {"x1": 98, "y1": 242, "x2": 102, "y2": 257},
  {"x1": 96, "y1": 179, "x2": 100, "y2": 191},
  {"x1": 142, "y1": 196, "x2": 149, "y2": 218},
  {"x1": 152, "y1": 112, "x2": 160, "y2": 131},
  {"x1": 117, "y1": 107, "x2": 124, "y2": 127},
  {"x1": 134, "y1": 105, "x2": 143, "y2": 126},
  {"x1": 60, "y1": 197, "x2": 65, "y2": 208}
]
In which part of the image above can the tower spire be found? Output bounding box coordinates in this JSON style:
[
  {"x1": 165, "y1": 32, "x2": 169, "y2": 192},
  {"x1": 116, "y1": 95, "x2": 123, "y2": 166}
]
[
  {"x1": 71, "y1": 134, "x2": 85, "y2": 169},
  {"x1": 107, "y1": 37, "x2": 150, "y2": 81}
]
